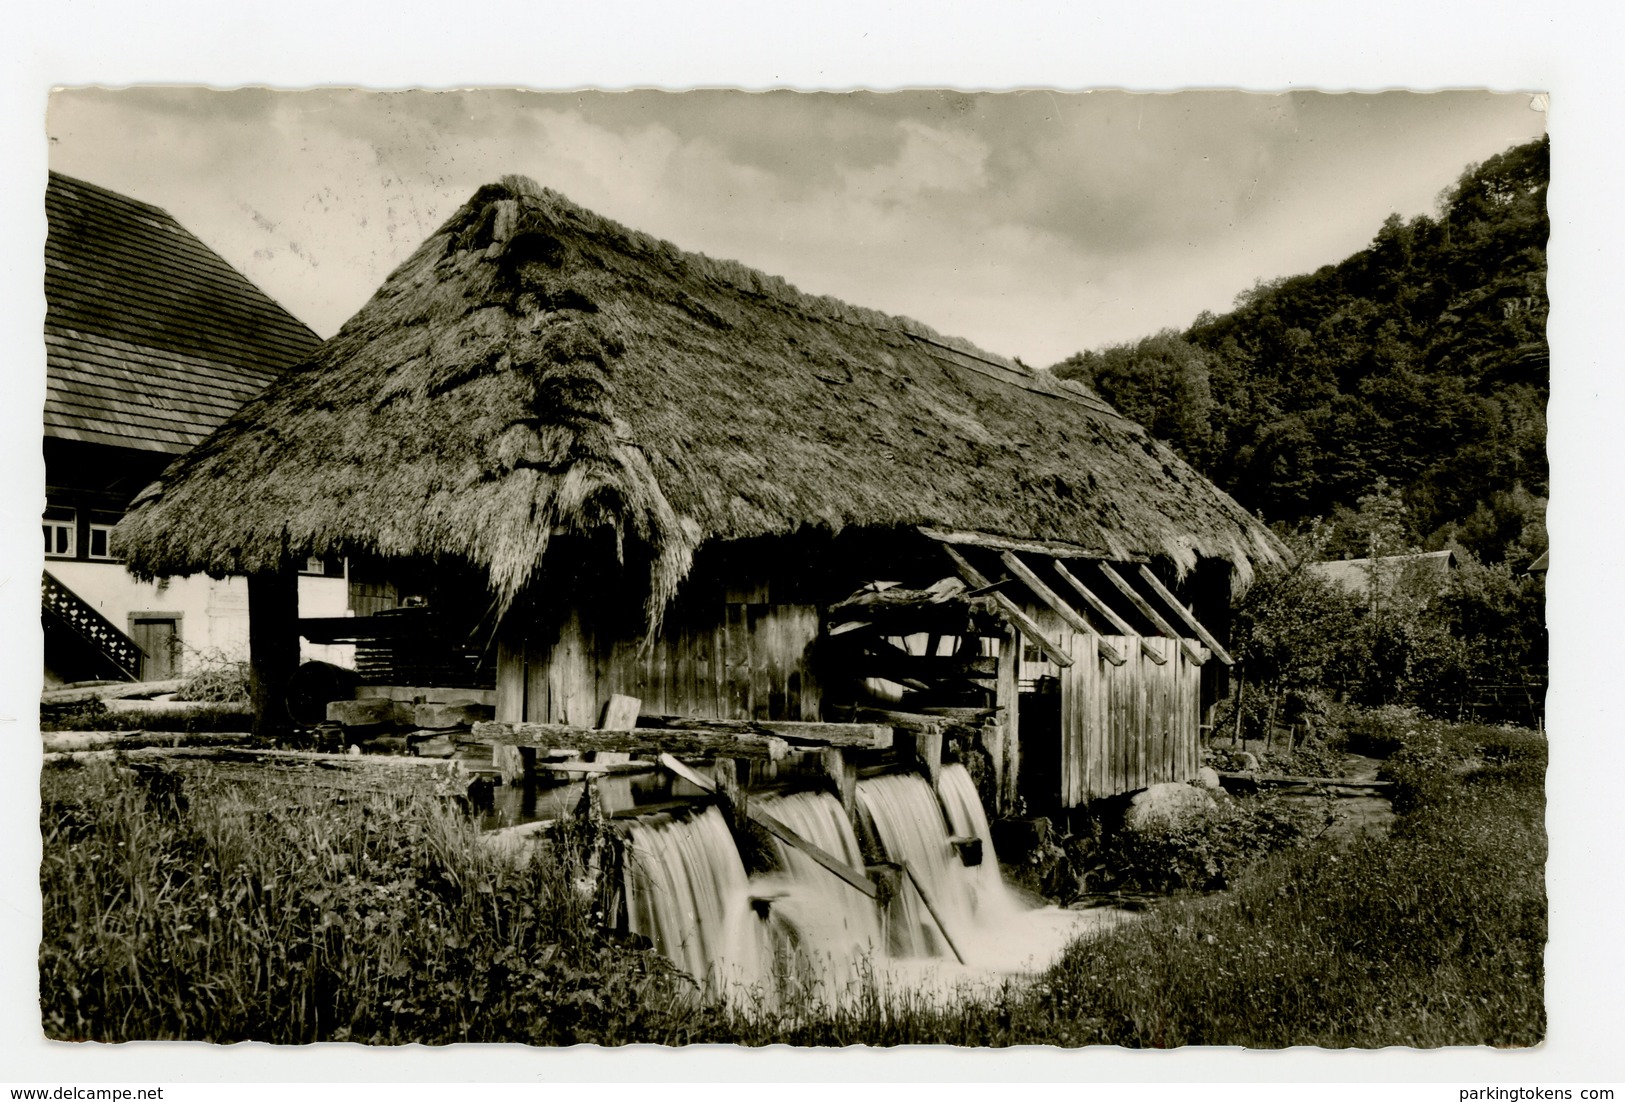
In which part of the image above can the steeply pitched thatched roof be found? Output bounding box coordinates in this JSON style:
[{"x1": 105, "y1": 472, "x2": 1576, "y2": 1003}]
[
  {"x1": 45, "y1": 172, "x2": 321, "y2": 454},
  {"x1": 119, "y1": 176, "x2": 1283, "y2": 615}
]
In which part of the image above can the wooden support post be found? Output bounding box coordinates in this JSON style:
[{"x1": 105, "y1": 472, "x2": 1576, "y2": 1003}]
[
  {"x1": 713, "y1": 757, "x2": 746, "y2": 833},
  {"x1": 819, "y1": 746, "x2": 856, "y2": 819},
  {"x1": 492, "y1": 743, "x2": 525, "y2": 785},
  {"x1": 995, "y1": 625, "x2": 1020, "y2": 814},
  {"x1": 248, "y1": 569, "x2": 300, "y2": 740},
  {"x1": 1134, "y1": 564, "x2": 1235, "y2": 666},
  {"x1": 912, "y1": 724, "x2": 944, "y2": 789},
  {"x1": 1096, "y1": 563, "x2": 1207, "y2": 665},
  {"x1": 939, "y1": 545, "x2": 1074, "y2": 668},
  {"x1": 998, "y1": 551, "x2": 1127, "y2": 665}
]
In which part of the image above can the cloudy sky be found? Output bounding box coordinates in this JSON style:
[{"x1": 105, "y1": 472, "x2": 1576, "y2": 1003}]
[{"x1": 47, "y1": 87, "x2": 1545, "y2": 365}]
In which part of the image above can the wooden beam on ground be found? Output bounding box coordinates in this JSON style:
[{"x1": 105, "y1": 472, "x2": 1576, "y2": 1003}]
[
  {"x1": 939, "y1": 544, "x2": 1073, "y2": 668},
  {"x1": 1135, "y1": 565, "x2": 1235, "y2": 666},
  {"x1": 1050, "y1": 559, "x2": 1161, "y2": 666},
  {"x1": 1096, "y1": 564, "x2": 1207, "y2": 666},
  {"x1": 656, "y1": 754, "x2": 877, "y2": 900},
  {"x1": 999, "y1": 551, "x2": 1128, "y2": 666}
]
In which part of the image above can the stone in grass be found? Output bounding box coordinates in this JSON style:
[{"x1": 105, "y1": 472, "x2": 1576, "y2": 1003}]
[
  {"x1": 1195, "y1": 766, "x2": 1223, "y2": 789},
  {"x1": 326, "y1": 697, "x2": 396, "y2": 729},
  {"x1": 1124, "y1": 781, "x2": 1217, "y2": 831},
  {"x1": 413, "y1": 701, "x2": 496, "y2": 730}
]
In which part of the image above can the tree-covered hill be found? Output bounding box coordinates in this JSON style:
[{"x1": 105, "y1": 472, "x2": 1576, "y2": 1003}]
[{"x1": 1052, "y1": 136, "x2": 1548, "y2": 567}]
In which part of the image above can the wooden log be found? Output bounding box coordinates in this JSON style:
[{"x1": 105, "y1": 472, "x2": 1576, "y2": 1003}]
[
  {"x1": 657, "y1": 754, "x2": 877, "y2": 900},
  {"x1": 999, "y1": 551, "x2": 1128, "y2": 666},
  {"x1": 637, "y1": 716, "x2": 892, "y2": 749},
  {"x1": 1135, "y1": 564, "x2": 1235, "y2": 666},
  {"x1": 1096, "y1": 564, "x2": 1207, "y2": 665},
  {"x1": 466, "y1": 721, "x2": 792, "y2": 760},
  {"x1": 939, "y1": 545, "x2": 1073, "y2": 668},
  {"x1": 1216, "y1": 771, "x2": 1392, "y2": 790},
  {"x1": 536, "y1": 760, "x2": 656, "y2": 776}
]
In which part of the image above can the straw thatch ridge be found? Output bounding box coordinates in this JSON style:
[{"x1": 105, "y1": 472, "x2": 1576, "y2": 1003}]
[{"x1": 119, "y1": 175, "x2": 1283, "y2": 618}]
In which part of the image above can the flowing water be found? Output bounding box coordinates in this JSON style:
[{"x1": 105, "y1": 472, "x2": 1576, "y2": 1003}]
[{"x1": 616, "y1": 763, "x2": 1120, "y2": 1004}]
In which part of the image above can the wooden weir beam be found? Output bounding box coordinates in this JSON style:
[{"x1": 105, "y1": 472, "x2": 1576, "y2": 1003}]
[
  {"x1": 998, "y1": 551, "x2": 1128, "y2": 666},
  {"x1": 657, "y1": 754, "x2": 878, "y2": 899},
  {"x1": 468, "y1": 719, "x2": 892, "y2": 761},
  {"x1": 938, "y1": 544, "x2": 1073, "y2": 668},
  {"x1": 1135, "y1": 564, "x2": 1235, "y2": 666},
  {"x1": 1051, "y1": 559, "x2": 1168, "y2": 665},
  {"x1": 1095, "y1": 564, "x2": 1208, "y2": 666}
]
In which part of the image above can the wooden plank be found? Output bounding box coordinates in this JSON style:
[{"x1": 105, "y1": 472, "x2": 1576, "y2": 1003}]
[
  {"x1": 901, "y1": 861, "x2": 965, "y2": 964},
  {"x1": 939, "y1": 545, "x2": 1073, "y2": 668},
  {"x1": 1097, "y1": 563, "x2": 1208, "y2": 666},
  {"x1": 999, "y1": 552, "x2": 1126, "y2": 666},
  {"x1": 598, "y1": 694, "x2": 641, "y2": 732},
  {"x1": 495, "y1": 632, "x2": 525, "y2": 724},
  {"x1": 1049, "y1": 560, "x2": 1159, "y2": 665},
  {"x1": 1136, "y1": 564, "x2": 1235, "y2": 666}
]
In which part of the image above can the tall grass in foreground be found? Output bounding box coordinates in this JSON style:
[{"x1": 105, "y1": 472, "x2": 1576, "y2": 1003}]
[{"x1": 40, "y1": 761, "x2": 703, "y2": 1044}]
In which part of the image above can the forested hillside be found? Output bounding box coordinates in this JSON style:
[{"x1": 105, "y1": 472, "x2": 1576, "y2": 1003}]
[{"x1": 1053, "y1": 137, "x2": 1548, "y2": 567}]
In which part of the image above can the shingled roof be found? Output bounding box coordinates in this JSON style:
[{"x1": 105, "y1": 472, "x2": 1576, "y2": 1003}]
[
  {"x1": 45, "y1": 171, "x2": 321, "y2": 454},
  {"x1": 119, "y1": 176, "x2": 1283, "y2": 618}
]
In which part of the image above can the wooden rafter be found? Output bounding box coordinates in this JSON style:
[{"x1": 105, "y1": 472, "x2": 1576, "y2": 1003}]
[
  {"x1": 1043, "y1": 557, "x2": 1165, "y2": 666},
  {"x1": 1096, "y1": 563, "x2": 1208, "y2": 665},
  {"x1": 998, "y1": 551, "x2": 1126, "y2": 666},
  {"x1": 1135, "y1": 564, "x2": 1235, "y2": 666},
  {"x1": 938, "y1": 544, "x2": 1074, "y2": 668}
]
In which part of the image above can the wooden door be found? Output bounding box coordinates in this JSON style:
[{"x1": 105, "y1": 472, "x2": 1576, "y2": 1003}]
[{"x1": 131, "y1": 617, "x2": 179, "y2": 680}]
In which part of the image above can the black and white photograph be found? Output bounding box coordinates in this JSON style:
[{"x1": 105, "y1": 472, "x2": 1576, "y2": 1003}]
[{"x1": 28, "y1": 83, "x2": 1559, "y2": 1057}]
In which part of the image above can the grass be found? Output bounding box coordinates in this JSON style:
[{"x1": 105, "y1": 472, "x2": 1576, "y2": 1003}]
[
  {"x1": 40, "y1": 759, "x2": 705, "y2": 1044},
  {"x1": 41, "y1": 699, "x2": 252, "y2": 734},
  {"x1": 40, "y1": 713, "x2": 1545, "y2": 1047}
]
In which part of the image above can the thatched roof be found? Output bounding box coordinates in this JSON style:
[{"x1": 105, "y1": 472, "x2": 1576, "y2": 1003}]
[{"x1": 119, "y1": 176, "x2": 1283, "y2": 617}]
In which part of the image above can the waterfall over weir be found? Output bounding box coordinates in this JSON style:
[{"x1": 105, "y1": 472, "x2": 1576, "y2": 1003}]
[{"x1": 618, "y1": 762, "x2": 1101, "y2": 1000}]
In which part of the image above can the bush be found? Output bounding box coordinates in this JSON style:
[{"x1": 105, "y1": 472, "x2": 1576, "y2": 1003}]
[
  {"x1": 174, "y1": 656, "x2": 251, "y2": 703},
  {"x1": 1091, "y1": 791, "x2": 1331, "y2": 894}
]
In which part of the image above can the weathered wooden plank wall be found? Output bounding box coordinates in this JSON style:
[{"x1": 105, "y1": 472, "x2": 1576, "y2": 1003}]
[
  {"x1": 1054, "y1": 628, "x2": 1202, "y2": 804},
  {"x1": 507, "y1": 569, "x2": 822, "y2": 726}
]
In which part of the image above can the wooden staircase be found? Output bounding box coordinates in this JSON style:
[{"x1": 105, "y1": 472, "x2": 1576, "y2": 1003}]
[{"x1": 42, "y1": 570, "x2": 143, "y2": 681}]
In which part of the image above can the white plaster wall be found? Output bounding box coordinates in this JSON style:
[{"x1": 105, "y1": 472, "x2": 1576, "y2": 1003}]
[{"x1": 47, "y1": 565, "x2": 358, "y2": 674}]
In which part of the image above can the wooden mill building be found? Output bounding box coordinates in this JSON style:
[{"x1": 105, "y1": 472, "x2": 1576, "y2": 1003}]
[{"x1": 119, "y1": 176, "x2": 1283, "y2": 812}]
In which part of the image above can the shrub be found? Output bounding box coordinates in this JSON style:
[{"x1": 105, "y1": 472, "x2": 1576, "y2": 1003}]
[{"x1": 174, "y1": 656, "x2": 251, "y2": 703}]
